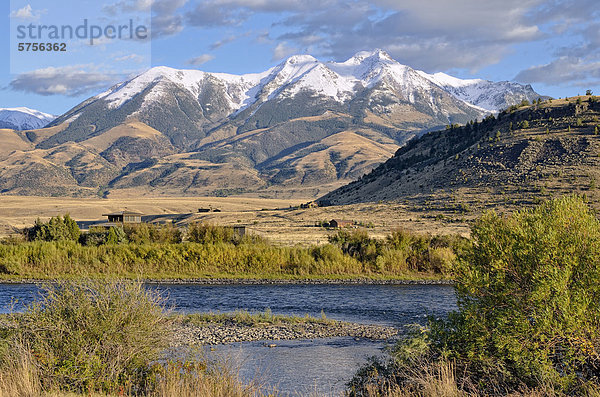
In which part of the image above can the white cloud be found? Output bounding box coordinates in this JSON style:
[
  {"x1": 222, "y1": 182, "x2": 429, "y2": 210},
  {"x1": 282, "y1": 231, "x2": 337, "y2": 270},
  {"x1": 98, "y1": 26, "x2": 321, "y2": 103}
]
[
  {"x1": 272, "y1": 42, "x2": 298, "y2": 61},
  {"x1": 103, "y1": 0, "x2": 154, "y2": 15},
  {"x1": 10, "y1": 4, "x2": 44, "y2": 20},
  {"x1": 515, "y1": 57, "x2": 600, "y2": 86},
  {"x1": 105, "y1": 0, "x2": 600, "y2": 87},
  {"x1": 114, "y1": 54, "x2": 145, "y2": 63},
  {"x1": 103, "y1": 0, "x2": 188, "y2": 37},
  {"x1": 210, "y1": 32, "x2": 251, "y2": 49},
  {"x1": 10, "y1": 66, "x2": 120, "y2": 96},
  {"x1": 186, "y1": 54, "x2": 216, "y2": 65}
]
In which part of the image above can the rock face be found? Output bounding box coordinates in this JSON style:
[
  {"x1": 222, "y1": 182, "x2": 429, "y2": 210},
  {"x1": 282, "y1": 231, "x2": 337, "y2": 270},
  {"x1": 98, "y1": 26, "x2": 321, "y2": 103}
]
[
  {"x1": 320, "y1": 97, "x2": 600, "y2": 212},
  {"x1": 0, "y1": 50, "x2": 545, "y2": 197}
]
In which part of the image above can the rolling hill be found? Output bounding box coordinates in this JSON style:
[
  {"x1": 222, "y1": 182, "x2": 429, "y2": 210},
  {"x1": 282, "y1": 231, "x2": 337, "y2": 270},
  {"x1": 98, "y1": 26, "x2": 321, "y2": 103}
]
[{"x1": 321, "y1": 96, "x2": 600, "y2": 213}]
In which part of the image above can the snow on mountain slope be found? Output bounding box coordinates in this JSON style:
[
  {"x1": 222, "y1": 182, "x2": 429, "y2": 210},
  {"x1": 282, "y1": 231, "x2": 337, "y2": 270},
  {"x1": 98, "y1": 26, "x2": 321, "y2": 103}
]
[
  {"x1": 97, "y1": 66, "x2": 271, "y2": 111},
  {"x1": 418, "y1": 71, "x2": 541, "y2": 112},
  {"x1": 78, "y1": 49, "x2": 541, "y2": 120},
  {"x1": 0, "y1": 107, "x2": 55, "y2": 130},
  {"x1": 260, "y1": 55, "x2": 356, "y2": 102},
  {"x1": 55, "y1": 50, "x2": 539, "y2": 131}
]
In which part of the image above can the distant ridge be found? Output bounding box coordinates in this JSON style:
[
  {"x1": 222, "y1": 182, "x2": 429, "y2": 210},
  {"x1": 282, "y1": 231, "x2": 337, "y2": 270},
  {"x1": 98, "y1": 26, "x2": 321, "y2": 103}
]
[{"x1": 0, "y1": 107, "x2": 55, "y2": 130}]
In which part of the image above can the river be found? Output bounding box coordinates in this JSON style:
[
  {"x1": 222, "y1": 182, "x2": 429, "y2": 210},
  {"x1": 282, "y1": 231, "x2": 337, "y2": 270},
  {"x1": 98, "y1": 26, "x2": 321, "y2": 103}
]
[{"x1": 0, "y1": 283, "x2": 457, "y2": 396}]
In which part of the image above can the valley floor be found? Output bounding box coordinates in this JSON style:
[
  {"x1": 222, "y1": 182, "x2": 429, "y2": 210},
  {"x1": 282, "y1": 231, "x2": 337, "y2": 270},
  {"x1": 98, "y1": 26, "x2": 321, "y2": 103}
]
[{"x1": 0, "y1": 195, "x2": 470, "y2": 244}]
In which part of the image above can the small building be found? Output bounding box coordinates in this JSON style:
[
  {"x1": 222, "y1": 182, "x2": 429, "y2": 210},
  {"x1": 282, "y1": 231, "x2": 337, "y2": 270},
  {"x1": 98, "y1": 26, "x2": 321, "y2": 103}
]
[
  {"x1": 233, "y1": 225, "x2": 246, "y2": 238},
  {"x1": 102, "y1": 211, "x2": 144, "y2": 224},
  {"x1": 329, "y1": 219, "x2": 353, "y2": 228}
]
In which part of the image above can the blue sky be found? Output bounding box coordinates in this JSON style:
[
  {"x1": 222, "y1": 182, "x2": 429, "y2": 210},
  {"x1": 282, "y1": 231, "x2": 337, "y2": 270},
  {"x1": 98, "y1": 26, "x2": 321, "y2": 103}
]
[{"x1": 3, "y1": 0, "x2": 600, "y2": 115}]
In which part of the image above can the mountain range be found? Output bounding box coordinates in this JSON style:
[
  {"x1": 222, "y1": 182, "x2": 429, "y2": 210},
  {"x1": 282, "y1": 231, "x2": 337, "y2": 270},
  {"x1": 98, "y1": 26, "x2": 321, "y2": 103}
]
[{"x1": 0, "y1": 50, "x2": 544, "y2": 197}]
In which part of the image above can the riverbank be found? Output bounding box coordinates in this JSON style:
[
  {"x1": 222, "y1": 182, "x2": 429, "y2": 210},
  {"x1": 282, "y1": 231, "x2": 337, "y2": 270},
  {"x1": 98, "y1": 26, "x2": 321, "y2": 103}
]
[
  {"x1": 171, "y1": 311, "x2": 400, "y2": 346},
  {"x1": 0, "y1": 224, "x2": 465, "y2": 281},
  {"x1": 0, "y1": 277, "x2": 453, "y2": 285},
  {"x1": 0, "y1": 312, "x2": 400, "y2": 347}
]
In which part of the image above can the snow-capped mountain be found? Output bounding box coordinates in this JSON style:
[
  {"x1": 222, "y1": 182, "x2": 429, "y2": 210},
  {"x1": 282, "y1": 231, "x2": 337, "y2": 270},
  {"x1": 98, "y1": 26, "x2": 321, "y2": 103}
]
[
  {"x1": 419, "y1": 71, "x2": 543, "y2": 112},
  {"x1": 90, "y1": 49, "x2": 539, "y2": 115},
  {"x1": 2, "y1": 50, "x2": 545, "y2": 197},
  {"x1": 48, "y1": 49, "x2": 544, "y2": 153},
  {"x1": 0, "y1": 107, "x2": 55, "y2": 130}
]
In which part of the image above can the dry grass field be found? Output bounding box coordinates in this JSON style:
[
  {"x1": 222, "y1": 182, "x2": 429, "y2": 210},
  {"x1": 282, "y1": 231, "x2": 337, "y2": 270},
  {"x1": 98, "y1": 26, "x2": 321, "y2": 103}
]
[{"x1": 0, "y1": 195, "x2": 470, "y2": 245}]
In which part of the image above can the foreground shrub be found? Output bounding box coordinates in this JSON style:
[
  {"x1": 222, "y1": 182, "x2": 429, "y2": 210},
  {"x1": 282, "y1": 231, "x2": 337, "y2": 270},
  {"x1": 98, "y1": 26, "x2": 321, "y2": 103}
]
[
  {"x1": 351, "y1": 196, "x2": 600, "y2": 395},
  {"x1": 438, "y1": 195, "x2": 600, "y2": 392},
  {"x1": 3, "y1": 280, "x2": 172, "y2": 394},
  {"x1": 0, "y1": 280, "x2": 270, "y2": 397}
]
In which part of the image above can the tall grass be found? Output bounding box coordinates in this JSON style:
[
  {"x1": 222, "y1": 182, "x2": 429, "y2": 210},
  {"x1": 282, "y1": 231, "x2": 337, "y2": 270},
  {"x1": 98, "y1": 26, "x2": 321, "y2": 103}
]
[
  {"x1": 0, "y1": 350, "x2": 268, "y2": 397},
  {"x1": 2, "y1": 280, "x2": 171, "y2": 394},
  {"x1": 0, "y1": 228, "x2": 465, "y2": 280}
]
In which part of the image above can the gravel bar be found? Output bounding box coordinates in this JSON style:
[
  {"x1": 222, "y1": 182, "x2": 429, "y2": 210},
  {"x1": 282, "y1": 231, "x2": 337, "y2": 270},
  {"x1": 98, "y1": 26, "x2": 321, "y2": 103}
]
[{"x1": 171, "y1": 321, "x2": 400, "y2": 346}]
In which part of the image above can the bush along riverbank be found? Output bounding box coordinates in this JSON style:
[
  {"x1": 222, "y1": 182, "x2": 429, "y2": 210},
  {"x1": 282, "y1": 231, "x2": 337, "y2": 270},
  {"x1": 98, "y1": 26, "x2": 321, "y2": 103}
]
[
  {"x1": 0, "y1": 221, "x2": 469, "y2": 280},
  {"x1": 349, "y1": 195, "x2": 600, "y2": 396},
  {"x1": 0, "y1": 279, "x2": 269, "y2": 396}
]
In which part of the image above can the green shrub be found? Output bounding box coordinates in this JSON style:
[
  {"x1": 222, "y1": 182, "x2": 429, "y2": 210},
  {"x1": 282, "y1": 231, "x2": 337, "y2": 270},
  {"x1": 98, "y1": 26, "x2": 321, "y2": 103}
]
[
  {"x1": 328, "y1": 229, "x2": 381, "y2": 265},
  {"x1": 106, "y1": 226, "x2": 128, "y2": 244},
  {"x1": 350, "y1": 196, "x2": 600, "y2": 395},
  {"x1": 4, "y1": 279, "x2": 171, "y2": 394},
  {"x1": 80, "y1": 226, "x2": 110, "y2": 246},
  {"x1": 434, "y1": 195, "x2": 600, "y2": 393},
  {"x1": 123, "y1": 223, "x2": 182, "y2": 244},
  {"x1": 187, "y1": 223, "x2": 236, "y2": 244},
  {"x1": 428, "y1": 246, "x2": 456, "y2": 274},
  {"x1": 25, "y1": 214, "x2": 80, "y2": 242},
  {"x1": 374, "y1": 247, "x2": 408, "y2": 274}
]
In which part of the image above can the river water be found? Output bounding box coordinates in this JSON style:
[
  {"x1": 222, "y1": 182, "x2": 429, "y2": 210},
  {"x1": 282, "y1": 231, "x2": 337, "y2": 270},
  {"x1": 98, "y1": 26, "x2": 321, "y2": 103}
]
[{"x1": 0, "y1": 283, "x2": 457, "y2": 396}]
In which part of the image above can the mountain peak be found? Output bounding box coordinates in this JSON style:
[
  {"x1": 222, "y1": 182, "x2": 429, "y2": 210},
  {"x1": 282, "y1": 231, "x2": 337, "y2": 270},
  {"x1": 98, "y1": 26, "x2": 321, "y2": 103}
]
[
  {"x1": 282, "y1": 54, "x2": 318, "y2": 65},
  {"x1": 58, "y1": 48, "x2": 544, "y2": 132},
  {"x1": 0, "y1": 107, "x2": 55, "y2": 130},
  {"x1": 343, "y1": 49, "x2": 395, "y2": 65}
]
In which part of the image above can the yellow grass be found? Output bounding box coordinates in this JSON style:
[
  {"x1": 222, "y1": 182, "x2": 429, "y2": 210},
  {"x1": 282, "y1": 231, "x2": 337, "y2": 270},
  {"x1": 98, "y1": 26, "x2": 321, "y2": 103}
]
[{"x1": 0, "y1": 196, "x2": 470, "y2": 244}]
